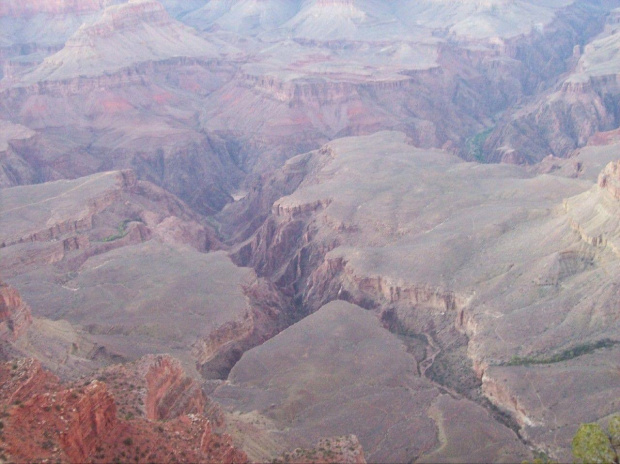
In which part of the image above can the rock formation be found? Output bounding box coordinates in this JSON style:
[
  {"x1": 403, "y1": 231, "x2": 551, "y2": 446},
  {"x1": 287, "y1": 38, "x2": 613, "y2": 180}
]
[
  {"x1": 598, "y1": 159, "x2": 620, "y2": 200},
  {"x1": 0, "y1": 355, "x2": 248, "y2": 463},
  {"x1": 483, "y1": 10, "x2": 620, "y2": 163},
  {"x1": 143, "y1": 355, "x2": 206, "y2": 420},
  {"x1": 0, "y1": 281, "x2": 32, "y2": 342},
  {"x1": 3, "y1": 1, "x2": 620, "y2": 462},
  {"x1": 216, "y1": 131, "x2": 620, "y2": 461}
]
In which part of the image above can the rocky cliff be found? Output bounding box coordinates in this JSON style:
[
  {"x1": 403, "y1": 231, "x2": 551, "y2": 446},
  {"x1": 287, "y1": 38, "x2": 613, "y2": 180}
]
[
  {"x1": 218, "y1": 132, "x2": 620, "y2": 461},
  {"x1": 0, "y1": 281, "x2": 32, "y2": 341},
  {"x1": 598, "y1": 159, "x2": 620, "y2": 200},
  {"x1": 143, "y1": 355, "x2": 205, "y2": 420},
  {"x1": 564, "y1": 160, "x2": 620, "y2": 257},
  {"x1": 0, "y1": 355, "x2": 249, "y2": 463},
  {"x1": 0, "y1": 170, "x2": 217, "y2": 280},
  {"x1": 0, "y1": 359, "x2": 117, "y2": 463},
  {"x1": 483, "y1": 11, "x2": 620, "y2": 163}
]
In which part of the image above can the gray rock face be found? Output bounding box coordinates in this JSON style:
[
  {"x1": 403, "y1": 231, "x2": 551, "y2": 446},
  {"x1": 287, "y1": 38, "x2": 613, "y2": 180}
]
[
  {"x1": 3, "y1": 1, "x2": 620, "y2": 462},
  {"x1": 224, "y1": 131, "x2": 620, "y2": 461}
]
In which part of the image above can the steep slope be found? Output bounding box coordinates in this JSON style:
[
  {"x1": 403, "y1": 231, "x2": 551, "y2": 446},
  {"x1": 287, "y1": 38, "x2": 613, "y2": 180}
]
[
  {"x1": 0, "y1": 0, "x2": 117, "y2": 81},
  {"x1": 0, "y1": 0, "x2": 245, "y2": 215},
  {"x1": 18, "y1": 0, "x2": 229, "y2": 84},
  {"x1": 3, "y1": 1, "x2": 620, "y2": 460},
  {"x1": 0, "y1": 281, "x2": 32, "y2": 342},
  {"x1": 215, "y1": 300, "x2": 531, "y2": 463},
  {"x1": 0, "y1": 119, "x2": 37, "y2": 186},
  {"x1": 1, "y1": 0, "x2": 613, "y2": 194},
  {"x1": 395, "y1": 0, "x2": 574, "y2": 40},
  {"x1": 272, "y1": 0, "x2": 406, "y2": 41},
  {"x1": 484, "y1": 9, "x2": 620, "y2": 163},
  {"x1": 0, "y1": 170, "x2": 288, "y2": 379},
  {"x1": 0, "y1": 355, "x2": 248, "y2": 463},
  {"x1": 223, "y1": 131, "x2": 620, "y2": 461},
  {"x1": 197, "y1": 0, "x2": 611, "y2": 174}
]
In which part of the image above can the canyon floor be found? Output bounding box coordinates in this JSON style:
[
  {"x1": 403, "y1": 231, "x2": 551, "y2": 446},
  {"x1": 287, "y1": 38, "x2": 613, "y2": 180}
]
[{"x1": 3, "y1": 0, "x2": 620, "y2": 463}]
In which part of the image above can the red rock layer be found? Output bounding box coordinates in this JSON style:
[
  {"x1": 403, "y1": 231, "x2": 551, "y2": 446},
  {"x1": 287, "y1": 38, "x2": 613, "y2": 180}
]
[
  {"x1": 143, "y1": 355, "x2": 206, "y2": 420},
  {"x1": 0, "y1": 357, "x2": 248, "y2": 464},
  {"x1": 0, "y1": 281, "x2": 32, "y2": 341}
]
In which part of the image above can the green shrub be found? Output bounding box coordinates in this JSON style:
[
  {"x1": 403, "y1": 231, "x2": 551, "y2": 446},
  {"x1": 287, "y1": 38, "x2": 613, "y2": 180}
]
[{"x1": 572, "y1": 416, "x2": 620, "y2": 464}]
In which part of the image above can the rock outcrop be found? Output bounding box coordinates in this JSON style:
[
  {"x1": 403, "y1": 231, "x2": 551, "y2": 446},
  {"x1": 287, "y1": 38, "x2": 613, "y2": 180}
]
[
  {"x1": 0, "y1": 356, "x2": 248, "y2": 463},
  {"x1": 219, "y1": 132, "x2": 620, "y2": 461},
  {"x1": 483, "y1": 12, "x2": 620, "y2": 164},
  {"x1": 564, "y1": 160, "x2": 620, "y2": 257},
  {"x1": 143, "y1": 355, "x2": 205, "y2": 421},
  {"x1": 193, "y1": 277, "x2": 292, "y2": 379},
  {"x1": 0, "y1": 170, "x2": 216, "y2": 280},
  {"x1": 598, "y1": 160, "x2": 620, "y2": 200},
  {"x1": 0, "y1": 359, "x2": 117, "y2": 463},
  {"x1": 0, "y1": 281, "x2": 32, "y2": 341},
  {"x1": 58, "y1": 382, "x2": 118, "y2": 463}
]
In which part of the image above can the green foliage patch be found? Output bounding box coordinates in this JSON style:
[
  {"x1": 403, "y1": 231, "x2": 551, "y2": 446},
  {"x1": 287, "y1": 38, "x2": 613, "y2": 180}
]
[
  {"x1": 505, "y1": 339, "x2": 618, "y2": 366},
  {"x1": 573, "y1": 419, "x2": 620, "y2": 464},
  {"x1": 466, "y1": 127, "x2": 494, "y2": 162},
  {"x1": 100, "y1": 218, "x2": 142, "y2": 243}
]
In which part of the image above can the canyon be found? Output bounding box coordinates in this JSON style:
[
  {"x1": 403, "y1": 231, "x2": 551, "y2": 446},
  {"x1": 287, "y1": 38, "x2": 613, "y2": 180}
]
[{"x1": 2, "y1": 0, "x2": 620, "y2": 462}]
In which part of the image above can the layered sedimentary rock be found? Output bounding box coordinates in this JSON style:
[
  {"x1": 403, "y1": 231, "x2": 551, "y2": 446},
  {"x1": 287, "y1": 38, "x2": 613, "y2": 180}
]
[
  {"x1": 0, "y1": 0, "x2": 243, "y2": 214},
  {"x1": 0, "y1": 0, "x2": 611, "y2": 206},
  {"x1": 17, "y1": 0, "x2": 228, "y2": 84},
  {"x1": 0, "y1": 170, "x2": 215, "y2": 276},
  {"x1": 0, "y1": 169, "x2": 293, "y2": 384},
  {"x1": 0, "y1": 355, "x2": 249, "y2": 463},
  {"x1": 564, "y1": 159, "x2": 620, "y2": 256},
  {"x1": 484, "y1": 11, "x2": 620, "y2": 163},
  {"x1": 143, "y1": 355, "x2": 206, "y2": 420},
  {"x1": 598, "y1": 159, "x2": 620, "y2": 199},
  {"x1": 215, "y1": 300, "x2": 530, "y2": 463},
  {"x1": 0, "y1": 359, "x2": 117, "y2": 463},
  {"x1": 3, "y1": 1, "x2": 620, "y2": 462},
  {"x1": 219, "y1": 131, "x2": 620, "y2": 461},
  {"x1": 0, "y1": 281, "x2": 32, "y2": 341}
]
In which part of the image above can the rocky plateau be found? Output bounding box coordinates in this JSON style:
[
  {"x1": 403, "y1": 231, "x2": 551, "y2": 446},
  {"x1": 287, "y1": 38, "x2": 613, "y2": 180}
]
[{"x1": 3, "y1": 0, "x2": 620, "y2": 463}]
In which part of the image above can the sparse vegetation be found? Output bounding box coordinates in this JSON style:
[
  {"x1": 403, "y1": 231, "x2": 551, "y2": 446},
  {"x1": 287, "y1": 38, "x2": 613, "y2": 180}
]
[
  {"x1": 100, "y1": 218, "x2": 142, "y2": 243},
  {"x1": 572, "y1": 416, "x2": 620, "y2": 464},
  {"x1": 522, "y1": 451, "x2": 558, "y2": 464},
  {"x1": 466, "y1": 127, "x2": 493, "y2": 162},
  {"x1": 505, "y1": 339, "x2": 618, "y2": 366}
]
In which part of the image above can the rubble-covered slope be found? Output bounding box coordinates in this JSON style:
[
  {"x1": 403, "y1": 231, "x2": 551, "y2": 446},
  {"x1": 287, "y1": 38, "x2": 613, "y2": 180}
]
[{"x1": 224, "y1": 131, "x2": 620, "y2": 461}]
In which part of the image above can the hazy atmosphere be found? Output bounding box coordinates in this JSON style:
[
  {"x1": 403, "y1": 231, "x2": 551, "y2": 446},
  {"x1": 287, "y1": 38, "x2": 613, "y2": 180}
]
[{"x1": 2, "y1": 0, "x2": 620, "y2": 462}]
